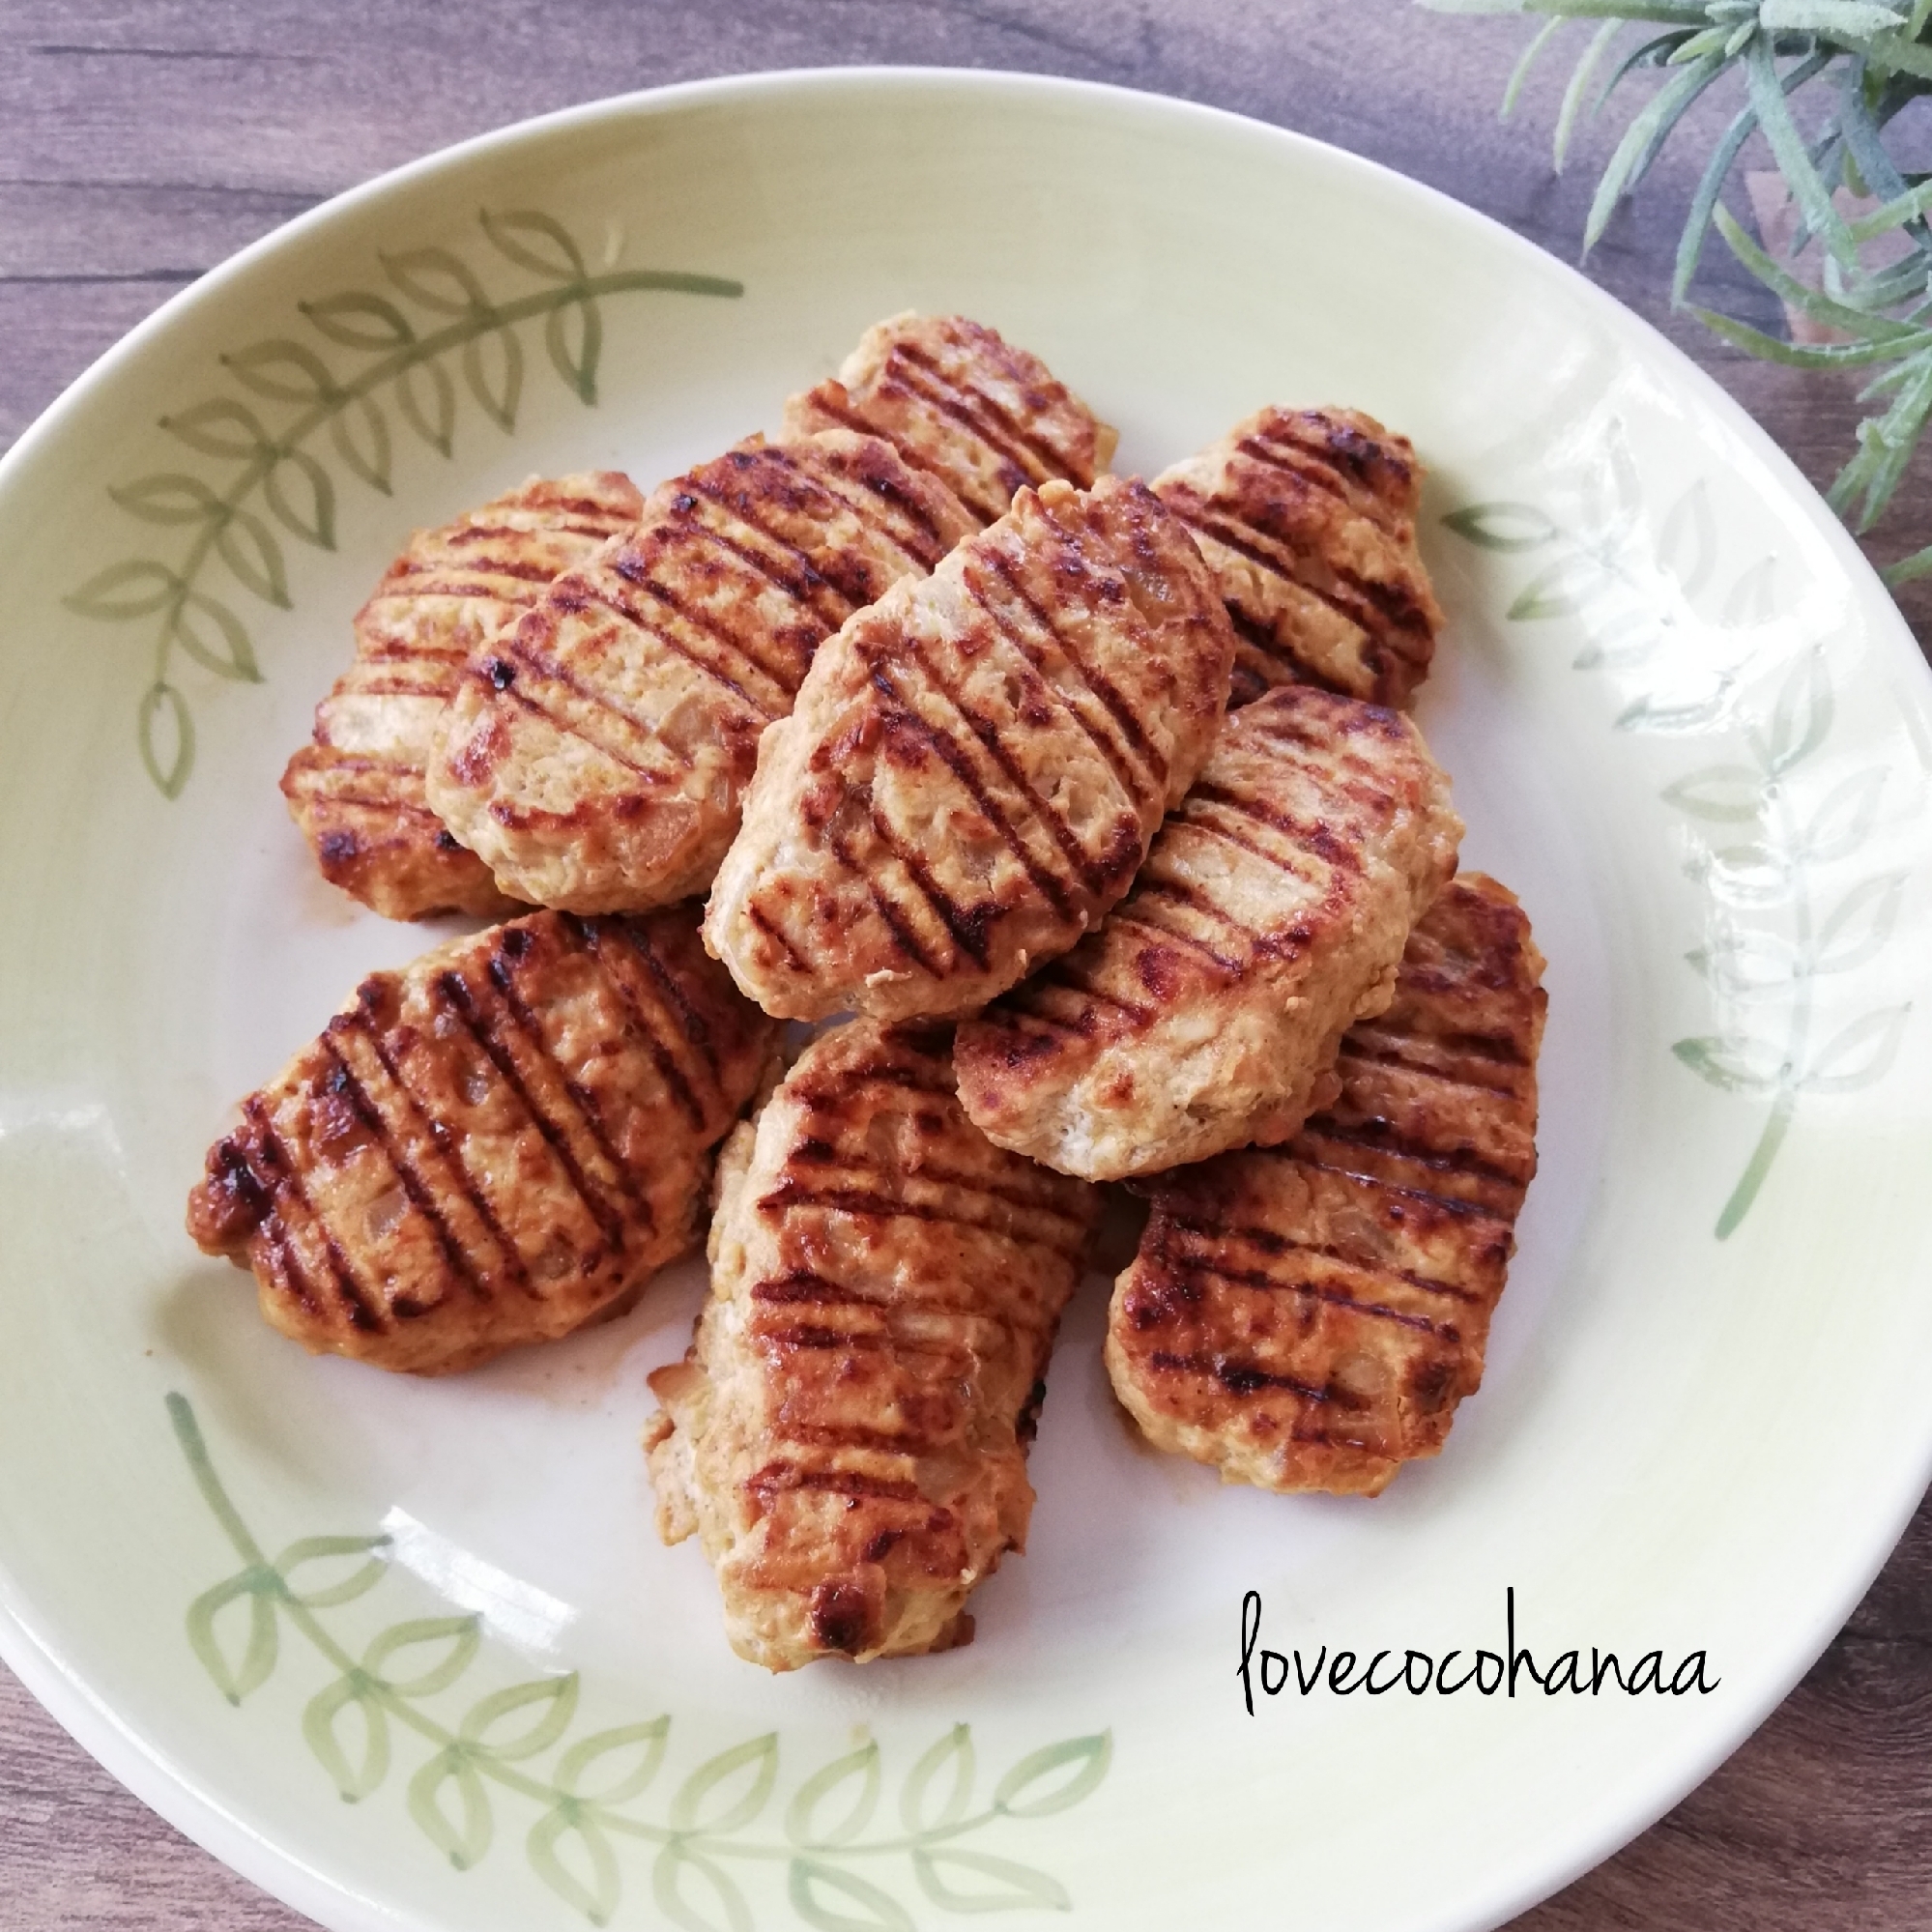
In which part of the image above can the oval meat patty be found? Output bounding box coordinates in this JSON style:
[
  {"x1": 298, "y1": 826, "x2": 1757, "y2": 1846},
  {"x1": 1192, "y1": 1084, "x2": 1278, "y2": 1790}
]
[
  {"x1": 186, "y1": 908, "x2": 779, "y2": 1375},
  {"x1": 1152, "y1": 407, "x2": 1442, "y2": 709},
  {"x1": 954, "y1": 685, "x2": 1462, "y2": 1180},
  {"x1": 643, "y1": 1019, "x2": 1099, "y2": 1670},
  {"x1": 1105, "y1": 874, "x2": 1545, "y2": 1495},
  {"x1": 426, "y1": 432, "x2": 978, "y2": 913},
  {"x1": 784, "y1": 310, "x2": 1116, "y2": 526},
  {"x1": 280, "y1": 472, "x2": 645, "y2": 919},
  {"x1": 705, "y1": 476, "x2": 1237, "y2": 1023}
]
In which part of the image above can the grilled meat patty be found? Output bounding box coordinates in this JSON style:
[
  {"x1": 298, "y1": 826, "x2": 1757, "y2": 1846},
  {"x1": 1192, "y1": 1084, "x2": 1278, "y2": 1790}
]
[
  {"x1": 705, "y1": 476, "x2": 1237, "y2": 1024},
  {"x1": 1105, "y1": 874, "x2": 1545, "y2": 1494},
  {"x1": 281, "y1": 473, "x2": 645, "y2": 919},
  {"x1": 425, "y1": 432, "x2": 976, "y2": 912},
  {"x1": 1152, "y1": 407, "x2": 1442, "y2": 708},
  {"x1": 954, "y1": 686, "x2": 1462, "y2": 1180},
  {"x1": 186, "y1": 908, "x2": 779, "y2": 1375},
  {"x1": 784, "y1": 310, "x2": 1116, "y2": 526},
  {"x1": 644, "y1": 1019, "x2": 1099, "y2": 1669},
  {"x1": 426, "y1": 314, "x2": 1110, "y2": 914}
]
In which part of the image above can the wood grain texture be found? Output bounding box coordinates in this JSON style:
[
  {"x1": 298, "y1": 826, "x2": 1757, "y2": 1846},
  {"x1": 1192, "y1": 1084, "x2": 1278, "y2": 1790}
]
[{"x1": 0, "y1": 2, "x2": 1926, "y2": 1927}]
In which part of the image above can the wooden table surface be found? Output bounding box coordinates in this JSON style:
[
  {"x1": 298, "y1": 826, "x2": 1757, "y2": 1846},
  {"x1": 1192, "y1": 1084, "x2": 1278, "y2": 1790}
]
[{"x1": 3, "y1": 4, "x2": 1927, "y2": 1927}]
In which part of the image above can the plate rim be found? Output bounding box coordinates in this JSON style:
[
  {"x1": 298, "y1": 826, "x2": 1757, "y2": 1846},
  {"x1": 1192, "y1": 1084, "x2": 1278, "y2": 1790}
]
[{"x1": 2, "y1": 60, "x2": 1929, "y2": 1932}]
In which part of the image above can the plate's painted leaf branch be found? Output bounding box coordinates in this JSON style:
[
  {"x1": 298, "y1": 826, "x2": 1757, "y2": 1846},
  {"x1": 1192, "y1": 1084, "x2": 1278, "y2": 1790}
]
[
  {"x1": 409, "y1": 1744, "x2": 494, "y2": 1870},
  {"x1": 186, "y1": 1565, "x2": 281, "y2": 1705},
  {"x1": 1672, "y1": 1033, "x2": 1786, "y2": 1093},
  {"x1": 789, "y1": 1858, "x2": 916, "y2": 1932},
  {"x1": 992, "y1": 1733, "x2": 1112, "y2": 1819},
  {"x1": 530, "y1": 1803, "x2": 621, "y2": 1926},
  {"x1": 787, "y1": 1740, "x2": 881, "y2": 1850},
  {"x1": 1802, "y1": 1002, "x2": 1914, "y2": 1088},
  {"x1": 138, "y1": 681, "x2": 194, "y2": 795},
  {"x1": 1812, "y1": 871, "x2": 1909, "y2": 969},
  {"x1": 1803, "y1": 767, "x2": 1888, "y2": 857},
  {"x1": 329, "y1": 394, "x2": 393, "y2": 494},
  {"x1": 263, "y1": 447, "x2": 336, "y2": 550},
  {"x1": 395, "y1": 357, "x2": 457, "y2": 456},
  {"x1": 670, "y1": 1733, "x2": 780, "y2": 1836},
  {"x1": 303, "y1": 1669, "x2": 392, "y2": 1802},
  {"x1": 653, "y1": 1841, "x2": 752, "y2": 1932},
  {"x1": 556, "y1": 1718, "x2": 671, "y2": 1805},
  {"x1": 1662, "y1": 762, "x2": 1766, "y2": 820},
  {"x1": 1439, "y1": 502, "x2": 1561, "y2": 550},
  {"x1": 911, "y1": 1846, "x2": 1073, "y2": 1913},
  {"x1": 274, "y1": 1534, "x2": 391, "y2": 1608},
  {"x1": 901, "y1": 1722, "x2": 975, "y2": 1835},
  {"x1": 1768, "y1": 648, "x2": 1833, "y2": 772},
  {"x1": 460, "y1": 1674, "x2": 581, "y2": 1763},
  {"x1": 364, "y1": 1614, "x2": 482, "y2": 1696}
]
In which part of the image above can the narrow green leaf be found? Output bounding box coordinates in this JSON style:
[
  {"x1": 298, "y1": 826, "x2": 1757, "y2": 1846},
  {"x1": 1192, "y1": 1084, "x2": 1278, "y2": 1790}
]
[
  {"x1": 529, "y1": 1806, "x2": 620, "y2": 1927},
  {"x1": 1709, "y1": 205, "x2": 1928, "y2": 341},
  {"x1": 556, "y1": 1718, "x2": 670, "y2": 1804},
  {"x1": 1585, "y1": 54, "x2": 1724, "y2": 255},
  {"x1": 329, "y1": 394, "x2": 392, "y2": 494},
  {"x1": 669, "y1": 1733, "x2": 779, "y2": 1834},
  {"x1": 1883, "y1": 541, "x2": 1932, "y2": 586},
  {"x1": 138, "y1": 681, "x2": 194, "y2": 797},
  {"x1": 1504, "y1": 17, "x2": 1569, "y2": 118},
  {"x1": 1556, "y1": 21, "x2": 1622, "y2": 168},
  {"x1": 160, "y1": 397, "x2": 272, "y2": 459},
  {"x1": 459, "y1": 1673, "x2": 580, "y2": 1762},
  {"x1": 786, "y1": 1741, "x2": 879, "y2": 1849},
  {"x1": 223, "y1": 338, "x2": 337, "y2": 405},
  {"x1": 1746, "y1": 37, "x2": 1860, "y2": 274},
  {"x1": 363, "y1": 1614, "x2": 481, "y2": 1696},
  {"x1": 110, "y1": 473, "x2": 222, "y2": 527},
  {"x1": 789, "y1": 1859, "x2": 916, "y2": 1932},
  {"x1": 302, "y1": 290, "x2": 416, "y2": 352},
  {"x1": 900, "y1": 1723, "x2": 974, "y2": 1835},
  {"x1": 482, "y1": 207, "x2": 589, "y2": 283},
  {"x1": 264, "y1": 447, "x2": 336, "y2": 549},
  {"x1": 652, "y1": 1843, "x2": 752, "y2": 1932},
  {"x1": 1672, "y1": 1034, "x2": 1783, "y2": 1094},
  {"x1": 912, "y1": 1846, "x2": 1073, "y2": 1913},
  {"x1": 408, "y1": 1745, "x2": 492, "y2": 1871},
  {"x1": 992, "y1": 1731, "x2": 1112, "y2": 1819},
  {"x1": 1441, "y1": 502, "x2": 1561, "y2": 551},
  {"x1": 1866, "y1": 28, "x2": 1932, "y2": 76},
  {"x1": 1802, "y1": 1003, "x2": 1913, "y2": 1091},
  {"x1": 1690, "y1": 307, "x2": 1918, "y2": 369},
  {"x1": 65, "y1": 559, "x2": 181, "y2": 620},
  {"x1": 171, "y1": 592, "x2": 261, "y2": 681},
  {"x1": 1758, "y1": 0, "x2": 1913, "y2": 32},
  {"x1": 1661, "y1": 763, "x2": 1765, "y2": 821},
  {"x1": 302, "y1": 1671, "x2": 390, "y2": 1802}
]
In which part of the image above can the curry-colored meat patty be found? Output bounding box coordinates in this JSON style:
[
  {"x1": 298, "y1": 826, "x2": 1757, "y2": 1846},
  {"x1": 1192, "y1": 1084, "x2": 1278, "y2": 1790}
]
[
  {"x1": 705, "y1": 476, "x2": 1236, "y2": 1024},
  {"x1": 280, "y1": 473, "x2": 645, "y2": 919},
  {"x1": 186, "y1": 907, "x2": 779, "y2": 1374},
  {"x1": 425, "y1": 431, "x2": 977, "y2": 913},
  {"x1": 784, "y1": 310, "x2": 1116, "y2": 526},
  {"x1": 644, "y1": 1019, "x2": 1099, "y2": 1670},
  {"x1": 1152, "y1": 407, "x2": 1442, "y2": 708},
  {"x1": 955, "y1": 686, "x2": 1461, "y2": 1181},
  {"x1": 1105, "y1": 874, "x2": 1545, "y2": 1495}
]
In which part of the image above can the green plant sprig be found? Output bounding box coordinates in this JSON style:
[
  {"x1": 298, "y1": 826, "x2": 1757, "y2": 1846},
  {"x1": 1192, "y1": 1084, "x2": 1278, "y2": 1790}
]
[{"x1": 1420, "y1": 0, "x2": 1932, "y2": 590}]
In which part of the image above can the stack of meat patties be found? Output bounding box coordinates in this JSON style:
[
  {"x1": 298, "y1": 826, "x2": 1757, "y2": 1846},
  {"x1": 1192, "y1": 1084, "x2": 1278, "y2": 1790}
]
[{"x1": 188, "y1": 313, "x2": 1547, "y2": 1671}]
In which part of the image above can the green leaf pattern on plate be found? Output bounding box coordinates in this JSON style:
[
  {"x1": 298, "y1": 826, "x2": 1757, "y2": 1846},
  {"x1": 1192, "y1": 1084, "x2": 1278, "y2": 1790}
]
[
  {"x1": 168, "y1": 1395, "x2": 1109, "y2": 1927},
  {"x1": 65, "y1": 211, "x2": 743, "y2": 799},
  {"x1": 1446, "y1": 467, "x2": 1912, "y2": 1238}
]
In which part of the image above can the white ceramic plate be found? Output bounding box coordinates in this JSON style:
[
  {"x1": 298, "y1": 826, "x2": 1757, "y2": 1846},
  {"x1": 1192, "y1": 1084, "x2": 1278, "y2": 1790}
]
[{"x1": 3, "y1": 68, "x2": 1930, "y2": 1932}]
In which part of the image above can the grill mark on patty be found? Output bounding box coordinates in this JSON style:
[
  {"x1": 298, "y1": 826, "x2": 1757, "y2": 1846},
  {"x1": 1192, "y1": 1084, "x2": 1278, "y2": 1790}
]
[
  {"x1": 586, "y1": 560, "x2": 793, "y2": 712},
  {"x1": 316, "y1": 1031, "x2": 492, "y2": 1313},
  {"x1": 754, "y1": 440, "x2": 945, "y2": 577},
  {"x1": 1294, "y1": 1122, "x2": 1533, "y2": 1204},
  {"x1": 1104, "y1": 906, "x2": 1243, "y2": 977},
  {"x1": 1337, "y1": 1041, "x2": 1525, "y2": 1100},
  {"x1": 560, "y1": 918, "x2": 706, "y2": 1132},
  {"x1": 823, "y1": 822, "x2": 950, "y2": 979},
  {"x1": 868, "y1": 654, "x2": 1083, "y2": 918},
  {"x1": 353, "y1": 1002, "x2": 537, "y2": 1299},
  {"x1": 976, "y1": 548, "x2": 1163, "y2": 789},
  {"x1": 792, "y1": 443, "x2": 954, "y2": 567},
  {"x1": 483, "y1": 941, "x2": 657, "y2": 1227},
  {"x1": 1156, "y1": 1215, "x2": 1486, "y2": 1310},
  {"x1": 756, "y1": 1179, "x2": 1066, "y2": 1250},
  {"x1": 1145, "y1": 1349, "x2": 1335, "y2": 1406},
  {"x1": 432, "y1": 968, "x2": 630, "y2": 1251},
  {"x1": 586, "y1": 915, "x2": 725, "y2": 1094},
  {"x1": 895, "y1": 342, "x2": 1076, "y2": 481},
  {"x1": 1142, "y1": 1251, "x2": 1455, "y2": 1337},
  {"x1": 959, "y1": 564, "x2": 1153, "y2": 813},
  {"x1": 241, "y1": 1096, "x2": 383, "y2": 1333},
  {"x1": 794, "y1": 389, "x2": 990, "y2": 523}
]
